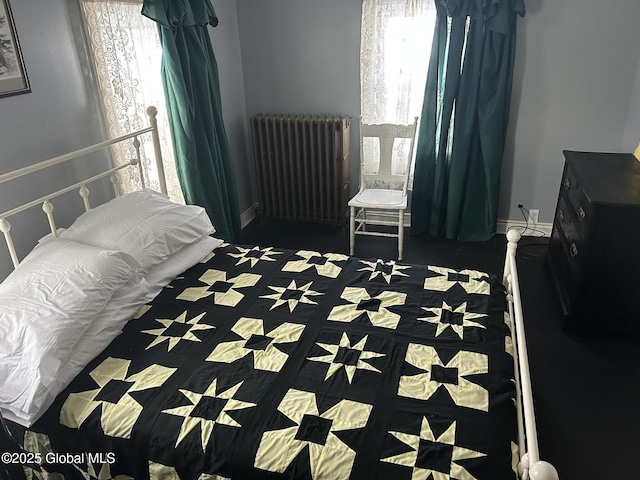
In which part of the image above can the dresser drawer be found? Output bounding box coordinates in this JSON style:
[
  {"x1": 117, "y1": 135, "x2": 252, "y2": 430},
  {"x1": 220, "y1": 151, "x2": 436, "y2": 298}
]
[
  {"x1": 561, "y1": 164, "x2": 593, "y2": 235},
  {"x1": 547, "y1": 225, "x2": 578, "y2": 312},
  {"x1": 555, "y1": 194, "x2": 586, "y2": 270}
]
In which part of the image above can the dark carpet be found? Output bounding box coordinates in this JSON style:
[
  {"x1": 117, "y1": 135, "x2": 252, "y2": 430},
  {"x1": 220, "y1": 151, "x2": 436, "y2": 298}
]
[{"x1": 242, "y1": 218, "x2": 640, "y2": 480}]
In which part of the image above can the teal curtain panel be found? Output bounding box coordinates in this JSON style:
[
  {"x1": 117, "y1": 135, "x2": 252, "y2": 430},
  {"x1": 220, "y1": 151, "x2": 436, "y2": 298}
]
[
  {"x1": 411, "y1": 0, "x2": 525, "y2": 241},
  {"x1": 142, "y1": 0, "x2": 242, "y2": 243}
]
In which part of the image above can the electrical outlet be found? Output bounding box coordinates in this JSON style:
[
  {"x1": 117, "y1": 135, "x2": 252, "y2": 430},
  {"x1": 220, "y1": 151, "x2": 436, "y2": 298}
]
[{"x1": 528, "y1": 209, "x2": 539, "y2": 224}]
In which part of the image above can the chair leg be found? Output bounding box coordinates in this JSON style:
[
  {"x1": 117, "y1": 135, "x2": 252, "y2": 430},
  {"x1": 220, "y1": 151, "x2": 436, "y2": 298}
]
[
  {"x1": 362, "y1": 208, "x2": 367, "y2": 232},
  {"x1": 350, "y1": 206, "x2": 356, "y2": 256},
  {"x1": 398, "y1": 209, "x2": 404, "y2": 261}
]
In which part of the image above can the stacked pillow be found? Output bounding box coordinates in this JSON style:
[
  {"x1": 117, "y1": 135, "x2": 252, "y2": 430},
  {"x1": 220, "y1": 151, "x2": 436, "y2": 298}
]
[
  {"x1": 56, "y1": 188, "x2": 215, "y2": 271},
  {"x1": 0, "y1": 189, "x2": 218, "y2": 426}
]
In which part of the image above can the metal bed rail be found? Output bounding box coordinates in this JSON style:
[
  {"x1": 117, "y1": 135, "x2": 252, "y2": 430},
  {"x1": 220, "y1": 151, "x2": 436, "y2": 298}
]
[{"x1": 503, "y1": 229, "x2": 559, "y2": 480}]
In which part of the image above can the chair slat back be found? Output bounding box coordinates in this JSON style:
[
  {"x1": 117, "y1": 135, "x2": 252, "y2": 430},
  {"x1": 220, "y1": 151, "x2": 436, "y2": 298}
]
[{"x1": 359, "y1": 117, "x2": 418, "y2": 193}]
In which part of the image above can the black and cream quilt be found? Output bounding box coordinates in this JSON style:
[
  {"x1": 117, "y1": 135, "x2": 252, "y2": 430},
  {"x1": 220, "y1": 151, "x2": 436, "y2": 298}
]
[{"x1": 7, "y1": 244, "x2": 518, "y2": 480}]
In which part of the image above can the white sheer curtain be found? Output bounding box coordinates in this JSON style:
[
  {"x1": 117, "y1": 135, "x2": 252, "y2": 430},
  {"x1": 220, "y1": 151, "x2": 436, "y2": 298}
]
[
  {"x1": 360, "y1": 0, "x2": 436, "y2": 180},
  {"x1": 79, "y1": 0, "x2": 184, "y2": 203}
]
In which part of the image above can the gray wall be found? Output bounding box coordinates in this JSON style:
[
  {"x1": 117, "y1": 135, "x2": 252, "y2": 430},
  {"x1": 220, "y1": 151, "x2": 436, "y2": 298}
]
[
  {"x1": 502, "y1": 0, "x2": 640, "y2": 222},
  {"x1": 236, "y1": 0, "x2": 363, "y2": 193},
  {"x1": 234, "y1": 0, "x2": 640, "y2": 225},
  {"x1": 622, "y1": 55, "x2": 640, "y2": 154},
  {"x1": 209, "y1": 0, "x2": 255, "y2": 216},
  {"x1": 0, "y1": 0, "x2": 110, "y2": 279}
]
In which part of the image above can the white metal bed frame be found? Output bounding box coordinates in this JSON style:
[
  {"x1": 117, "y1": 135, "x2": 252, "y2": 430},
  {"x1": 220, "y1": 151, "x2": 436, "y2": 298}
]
[
  {"x1": 0, "y1": 107, "x2": 559, "y2": 479},
  {"x1": 0, "y1": 106, "x2": 166, "y2": 269},
  {"x1": 503, "y1": 229, "x2": 559, "y2": 480}
]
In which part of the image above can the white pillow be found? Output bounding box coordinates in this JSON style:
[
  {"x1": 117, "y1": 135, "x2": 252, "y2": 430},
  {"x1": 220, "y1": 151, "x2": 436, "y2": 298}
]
[
  {"x1": 30, "y1": 237, "x2": 226, "y2": 420},
  {"x1": 3, "y1": 234, "x2": 223, "y2": 427},
  {"x1": 0, "y1": 239, "x2": 144, "y2": 423},
  {"x1": 58, "y1": 189, "x2": 215, "y2": 271},
  {"x1": 3, "y1": 278, "x2": 153, "y2": 427},
  {"x1": 144, "y1": 235, "x2": 223, "y2": 301}
]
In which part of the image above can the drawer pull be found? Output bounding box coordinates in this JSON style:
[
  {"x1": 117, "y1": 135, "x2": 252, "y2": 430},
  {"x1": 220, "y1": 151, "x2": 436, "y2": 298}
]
[
  {"x1": 563, "y1": 178, "x2": 571, "y2": 190},
  {"x1": 570, "y1": 243, "x2": 578, "y2": 258},
  {"x1": 558, "y1": 209, "x2": 564, "y2": 222},
  {"x1": 577, "y1": 206, "x2": 586, "y2": 221}
]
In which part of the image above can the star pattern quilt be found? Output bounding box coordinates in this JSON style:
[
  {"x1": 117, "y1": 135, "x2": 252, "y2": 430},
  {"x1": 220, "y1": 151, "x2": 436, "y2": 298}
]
[{"x1": 7, "y1": 244, "x2": 518, "y2": 480}]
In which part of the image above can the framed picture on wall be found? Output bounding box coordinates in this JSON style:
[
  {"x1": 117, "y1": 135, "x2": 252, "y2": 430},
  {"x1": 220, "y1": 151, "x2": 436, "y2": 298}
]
[{"x1": 0, "y1": 0, "x2": 30, "y2": 98}]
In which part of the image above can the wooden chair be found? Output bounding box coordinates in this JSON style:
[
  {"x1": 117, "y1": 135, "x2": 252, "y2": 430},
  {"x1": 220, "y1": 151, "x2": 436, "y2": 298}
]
[{"x1": 348, "y1": 117, "x2": 418, "y2": 260}]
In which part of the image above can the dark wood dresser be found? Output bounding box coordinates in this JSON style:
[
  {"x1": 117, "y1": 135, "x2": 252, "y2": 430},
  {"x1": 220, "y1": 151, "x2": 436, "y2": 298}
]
[{"x1": 545, "y1": 150, "x2": 640, "y2": 334}]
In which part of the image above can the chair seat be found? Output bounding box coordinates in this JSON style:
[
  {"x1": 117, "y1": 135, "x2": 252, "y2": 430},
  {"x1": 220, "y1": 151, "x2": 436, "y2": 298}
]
[
  {"x1": 348, "y1": 189, "x2": 407, "y2": 209},
  {"x1": 349, "y1": 117, "x2": 418, "y2": 261}
]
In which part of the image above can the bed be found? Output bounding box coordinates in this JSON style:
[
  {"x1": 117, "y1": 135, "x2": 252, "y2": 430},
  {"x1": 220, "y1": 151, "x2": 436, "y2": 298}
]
[{"x1": 0, "y1": 108, "x2": 558, "y2": 480}]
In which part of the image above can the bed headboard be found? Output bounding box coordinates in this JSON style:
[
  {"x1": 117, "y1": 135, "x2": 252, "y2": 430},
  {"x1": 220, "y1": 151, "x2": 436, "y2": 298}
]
[{"x1": 0, "y1": 106, "x2": 167, "y2": 270}]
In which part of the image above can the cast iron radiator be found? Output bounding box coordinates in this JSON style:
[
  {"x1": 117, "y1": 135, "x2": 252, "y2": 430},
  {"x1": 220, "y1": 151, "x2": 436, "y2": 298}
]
[{"x1": 250, "y1": 114, "x2": 350, "y2": 225}]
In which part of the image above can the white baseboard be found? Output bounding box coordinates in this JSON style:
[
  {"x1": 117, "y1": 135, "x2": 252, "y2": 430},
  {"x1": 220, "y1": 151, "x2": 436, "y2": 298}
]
[
  {"x1": 368, "y1": 212, "x2": 552, "y2": 237},
  {"x1": 241, "y1": 202, "x2": 259, "y2": 229},
  {"x1": 241, "y1": 204, "x2": 552, "y2": 238},
  {"x1": 497, "y1": 219, "x2": 552, "y2": 237}
]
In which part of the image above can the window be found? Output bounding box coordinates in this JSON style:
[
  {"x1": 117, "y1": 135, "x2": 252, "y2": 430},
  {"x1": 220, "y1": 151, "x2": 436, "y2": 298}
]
[
  {"x1": 80, "y1": 0, "x2": 183, "y2": 203},
  {"x1": 360, "y1": 0, "x2": 436, "y2": 180}
]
